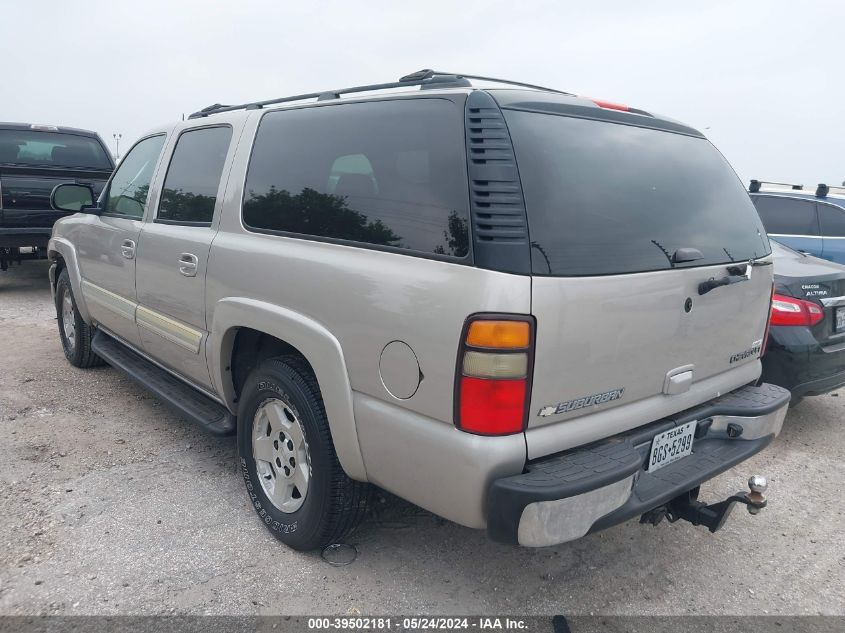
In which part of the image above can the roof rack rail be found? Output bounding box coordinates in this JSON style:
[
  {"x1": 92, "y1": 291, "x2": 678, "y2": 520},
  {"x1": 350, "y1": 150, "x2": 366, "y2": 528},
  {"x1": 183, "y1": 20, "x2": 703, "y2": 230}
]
[
  {"x1": 815, "y1": 183, "x2": 845, "y2": 198},
  {"x1": 749, "y1": 179, "x2": 805, "y2": 193},
  {"x1": 188, "y1": 69, "x2": 573, "y2": 119},
  {"x1": 399, "y1": 69, "x2": 571, "y2": 95},
  {"x1": 750, "y1": 180, "x2": 845, "y2": 198}
]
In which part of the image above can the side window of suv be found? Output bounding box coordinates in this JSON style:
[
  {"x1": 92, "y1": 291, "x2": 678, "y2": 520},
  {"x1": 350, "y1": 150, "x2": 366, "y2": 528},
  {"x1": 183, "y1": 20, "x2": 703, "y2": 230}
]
[
  {"x1": 103, "y1": 135, "x2": 166, "y2": 218},
  {"x1": 103, "y1": 134, "x2": 165, "y2": 220},
  {"x1": 242, "y1": 99, "x2": 470, "y2": 258},
  {"x1": 817, "y1": 203, "x2": 845, "y2": 237},
  {"x1": 157, "y1": 126, "x2": 233, "y2": 225},
  {"x1": 752, "y1": 195, "x2": 819, "y2": 236}
]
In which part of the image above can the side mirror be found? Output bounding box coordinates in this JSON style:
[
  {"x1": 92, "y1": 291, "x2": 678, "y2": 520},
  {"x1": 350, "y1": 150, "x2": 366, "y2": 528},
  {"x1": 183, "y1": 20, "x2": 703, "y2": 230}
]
[{"x1": 50, "y1": 183, "x2": 98, "y2": 214}]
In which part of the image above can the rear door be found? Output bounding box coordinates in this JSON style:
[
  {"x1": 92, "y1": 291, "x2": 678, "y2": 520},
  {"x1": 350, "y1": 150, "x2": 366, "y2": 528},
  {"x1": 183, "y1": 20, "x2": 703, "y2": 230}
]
[
  {"x1": 501, "y1": 108, "x2": 773, "y2": 455},
  {"x1": 752, "y1": 195, "x2": 822, "y2": 257},
  {"x1": 75, "y1": 134, "x2": 167, "y2": 349},
  {"x1": 817, "y1": 201, "x2": 845, "y2": 265},
  {"x1": 134, "y1": 124, "x2": 235, "y2": 390}
]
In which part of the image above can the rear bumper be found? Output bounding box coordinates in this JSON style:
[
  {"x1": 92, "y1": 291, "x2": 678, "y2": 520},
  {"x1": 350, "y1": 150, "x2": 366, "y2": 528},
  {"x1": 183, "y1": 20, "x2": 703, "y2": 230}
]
[
  {"x1": 762, "y1": 327, "x2": 845, "y2": 398},
  {"x1": 487, "y1": 383, "x2": 789, "y2": 546},
  {"x1": 787, "y1": 370, "x2": 845, "y2": 399},
  {"x1": 0, "y1": 227, "x2": 52, "y2": 249}
]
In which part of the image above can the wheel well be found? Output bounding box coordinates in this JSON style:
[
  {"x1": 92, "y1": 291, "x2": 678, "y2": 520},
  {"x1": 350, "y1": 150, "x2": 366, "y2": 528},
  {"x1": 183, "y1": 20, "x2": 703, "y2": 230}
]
[
  {"x1": 51, "y1": 252, "x2": 65, "y2": 276},
  {"x1": 230, "y1": 328, "x2": 315, "y2": 400}
]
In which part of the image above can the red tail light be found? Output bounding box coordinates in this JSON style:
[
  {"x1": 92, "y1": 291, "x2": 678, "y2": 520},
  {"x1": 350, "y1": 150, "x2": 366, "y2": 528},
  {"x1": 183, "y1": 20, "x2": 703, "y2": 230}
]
[
  {"x1": 770, "y1": 293, "x2": 824, "y2": 327},
  {"x1": 459, "y1": 377, "x2": 527, "y2": 435},
  {"x1": 455, "y1": 315, "x2": 535, "y2": 436},
  {"x1": 761, "y1": 284, "x2": 774, "y2": 357}
]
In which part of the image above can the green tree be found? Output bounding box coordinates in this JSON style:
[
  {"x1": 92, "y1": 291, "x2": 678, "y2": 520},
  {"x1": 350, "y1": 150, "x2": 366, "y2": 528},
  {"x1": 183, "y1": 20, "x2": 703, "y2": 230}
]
[
  {"x1": 434, "y1": 211, "x2": 469, "y2": 257},
  {"x1": 243, "y1": 186, "x2": 402, "y2": 246}
]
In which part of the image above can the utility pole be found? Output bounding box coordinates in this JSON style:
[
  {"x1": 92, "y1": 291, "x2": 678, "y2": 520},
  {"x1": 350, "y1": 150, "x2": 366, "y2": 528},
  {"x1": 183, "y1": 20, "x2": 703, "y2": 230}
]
[{"x1": 112, "y1": 133, "x2": 123, "y2": 161}]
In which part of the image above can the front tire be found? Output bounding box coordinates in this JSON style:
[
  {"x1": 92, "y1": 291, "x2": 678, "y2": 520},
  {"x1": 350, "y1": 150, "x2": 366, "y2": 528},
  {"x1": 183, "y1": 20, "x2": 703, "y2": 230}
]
[
  {"x1": 55, "y1": 269, "x2": 102, "y2": 368},
  {"x1": 237, "y1": 356, "x2": 370, "y2": 550}
]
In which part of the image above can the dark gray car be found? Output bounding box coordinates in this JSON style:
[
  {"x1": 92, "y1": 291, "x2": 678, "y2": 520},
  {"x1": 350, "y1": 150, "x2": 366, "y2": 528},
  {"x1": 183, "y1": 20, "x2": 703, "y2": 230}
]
[{"x1": 762, "y1": 240, "x2": 845, "y2": 402}]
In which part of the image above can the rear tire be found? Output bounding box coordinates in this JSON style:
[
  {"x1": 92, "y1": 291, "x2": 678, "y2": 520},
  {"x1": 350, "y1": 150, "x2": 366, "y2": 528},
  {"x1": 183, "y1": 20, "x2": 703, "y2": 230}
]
[
  {"x1": 55, "y1": 269, "x2": 102, "y2": 368},
  {"x1": 237, "y1": 355, "x2": 370, "y2": 550}
]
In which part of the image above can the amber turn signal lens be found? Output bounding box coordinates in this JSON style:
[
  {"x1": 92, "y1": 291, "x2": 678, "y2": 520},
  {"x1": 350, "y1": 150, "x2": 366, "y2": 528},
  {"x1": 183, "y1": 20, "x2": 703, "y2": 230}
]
[{"x1": 466, "y1": 320, "x2": 530, "y2": 349}]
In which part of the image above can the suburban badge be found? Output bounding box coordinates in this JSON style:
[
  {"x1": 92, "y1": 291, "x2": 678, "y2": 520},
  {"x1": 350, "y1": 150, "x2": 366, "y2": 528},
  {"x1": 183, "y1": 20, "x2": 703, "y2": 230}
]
[
  {"x1": 538, "y1": 388, "x2": 625, "y2": 417},
  {"x1": 730, "y1": 340, "x2": 763, "y2": 364}
]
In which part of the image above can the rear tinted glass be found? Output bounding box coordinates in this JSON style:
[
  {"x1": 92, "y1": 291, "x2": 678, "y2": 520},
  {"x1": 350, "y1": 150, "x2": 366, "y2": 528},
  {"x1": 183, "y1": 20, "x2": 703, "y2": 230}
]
[
  {"x1": 157, "y1": 126, "x2": 232, "y2": 224},
  {"x1": 504, "y1": 111, "x2": 770, "y2": 276},
  {"x1": 0, "y1": 130, "x2": 111, "y2": 169},
  {"x1": 817, "y1": 202, "x2": 845, "y2": 237},
  {"x1": 243, "y1": 99, "x2": 470, "y2": 257},
  {"x1": 752, "y1": 195, "x2": 819, "y2": 236}
]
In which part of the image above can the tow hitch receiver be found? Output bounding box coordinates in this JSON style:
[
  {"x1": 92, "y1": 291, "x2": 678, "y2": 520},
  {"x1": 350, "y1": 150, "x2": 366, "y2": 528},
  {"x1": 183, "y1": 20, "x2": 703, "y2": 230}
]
[{"x1": 640, "y1": 476, "x2": 768, "y2": 533}]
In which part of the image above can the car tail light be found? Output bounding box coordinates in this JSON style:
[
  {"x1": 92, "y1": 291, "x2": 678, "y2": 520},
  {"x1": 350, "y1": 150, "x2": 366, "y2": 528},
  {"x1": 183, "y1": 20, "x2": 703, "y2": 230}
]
[
  {"x1": 761, "y1": 284, "x2": 774, "y2": 357},
  {"x1": 455, "y1": 315, "x2": 534, "y2": 436},
  {"x1": 770, "y1": 293, "x2": 824, "y2": 327}
]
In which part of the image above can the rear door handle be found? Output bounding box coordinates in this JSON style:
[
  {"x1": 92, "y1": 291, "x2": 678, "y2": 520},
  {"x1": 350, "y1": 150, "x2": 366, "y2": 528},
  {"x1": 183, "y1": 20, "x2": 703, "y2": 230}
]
[
  {"x1": 178, "y1": 253, "x2": 199, "y2": 277},
  {"x1": 698, "y1": 274, "x2": 749, "y2": 295},
  {"x1": 121, "y1": 239, "x2": 136, "y2": 259}
]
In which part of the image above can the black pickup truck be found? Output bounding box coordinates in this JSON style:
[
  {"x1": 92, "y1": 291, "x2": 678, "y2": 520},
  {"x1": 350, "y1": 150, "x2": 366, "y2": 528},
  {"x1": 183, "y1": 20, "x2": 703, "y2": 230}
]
[{"x1": 0, "y1": 123, "x2": 114, "y2": 270}]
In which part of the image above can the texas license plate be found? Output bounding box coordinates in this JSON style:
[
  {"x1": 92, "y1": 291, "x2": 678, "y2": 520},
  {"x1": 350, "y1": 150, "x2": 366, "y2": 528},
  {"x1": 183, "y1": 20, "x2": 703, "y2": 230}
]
[
  {"x1": 837, "y1": 307, "x2": 845, "y2": 333},
  {"x1": 648, "y1": 421, "x2": 696, "y2": 472}
]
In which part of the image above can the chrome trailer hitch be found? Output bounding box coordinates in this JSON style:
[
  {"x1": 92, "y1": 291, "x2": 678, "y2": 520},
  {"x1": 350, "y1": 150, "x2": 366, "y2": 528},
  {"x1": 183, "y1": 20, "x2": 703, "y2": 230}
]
[{"x1": 641, "y1": 476, "x2": 769, "y2": 533}]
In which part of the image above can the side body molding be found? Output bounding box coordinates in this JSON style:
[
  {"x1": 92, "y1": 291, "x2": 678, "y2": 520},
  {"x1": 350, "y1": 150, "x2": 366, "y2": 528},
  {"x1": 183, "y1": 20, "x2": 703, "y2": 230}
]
[
  {"x1": 208, "y1": 297, "x2": 367, "y2": 481},
  {"x1": 48, "y1": 236, "x2": 91, "y2": 322}
]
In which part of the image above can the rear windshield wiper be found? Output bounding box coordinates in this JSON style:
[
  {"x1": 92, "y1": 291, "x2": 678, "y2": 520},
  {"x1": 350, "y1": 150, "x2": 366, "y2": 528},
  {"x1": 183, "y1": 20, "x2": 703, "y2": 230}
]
[{"x1": 651, "y1": 241, "x2": 704, "y2": 268}]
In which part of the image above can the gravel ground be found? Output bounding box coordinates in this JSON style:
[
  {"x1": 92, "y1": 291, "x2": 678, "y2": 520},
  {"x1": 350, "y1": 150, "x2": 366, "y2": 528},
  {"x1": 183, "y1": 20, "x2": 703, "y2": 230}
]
[{"x1": 0, "y1": 260, "x2": 843, "y2": 616}]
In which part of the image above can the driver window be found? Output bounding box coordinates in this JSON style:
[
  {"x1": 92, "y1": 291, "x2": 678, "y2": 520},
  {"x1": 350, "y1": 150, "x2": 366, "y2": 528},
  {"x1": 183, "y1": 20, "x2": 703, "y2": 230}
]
[{"x1": 103, "y1": 135, "x2": 166, "y2": 218}]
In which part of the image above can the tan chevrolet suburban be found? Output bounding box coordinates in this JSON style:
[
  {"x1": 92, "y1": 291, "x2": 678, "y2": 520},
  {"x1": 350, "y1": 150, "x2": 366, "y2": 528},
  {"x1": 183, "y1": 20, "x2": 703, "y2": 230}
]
[{"x1": 47, "y1": 70, "x2": 787, "y2": 551}]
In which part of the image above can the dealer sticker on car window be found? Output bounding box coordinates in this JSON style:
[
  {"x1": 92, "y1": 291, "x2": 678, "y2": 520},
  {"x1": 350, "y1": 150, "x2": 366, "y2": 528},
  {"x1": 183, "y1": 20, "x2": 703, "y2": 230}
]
[{"x1": 648, "y1": 421, "x2": 696, "y2": 472}]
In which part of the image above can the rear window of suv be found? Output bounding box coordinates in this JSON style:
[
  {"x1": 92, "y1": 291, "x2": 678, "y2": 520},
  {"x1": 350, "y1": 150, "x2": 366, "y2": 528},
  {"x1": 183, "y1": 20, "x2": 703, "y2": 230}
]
[
  {"x1": 504, "y1": 111, "x2": 770, "y2": 276},
  {"x1": 242, "y1": 99, "x2": 470, "y2": 258},
  {"x1": 0, "y1": 130, "x2": 111, "y2": 169}
]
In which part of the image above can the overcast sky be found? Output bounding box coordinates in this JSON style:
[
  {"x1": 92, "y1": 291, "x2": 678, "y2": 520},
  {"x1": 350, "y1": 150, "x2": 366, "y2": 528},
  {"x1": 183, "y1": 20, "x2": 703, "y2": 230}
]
[{"x1": 3, "y1": 0, "x2": 843, "y2": 186}]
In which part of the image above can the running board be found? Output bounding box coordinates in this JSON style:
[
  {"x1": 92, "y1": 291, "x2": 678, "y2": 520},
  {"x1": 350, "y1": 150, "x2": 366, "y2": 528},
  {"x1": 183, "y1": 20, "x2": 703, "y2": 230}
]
[{"x1": 91, "y1": 330, "x2": 236, "y2": 436}]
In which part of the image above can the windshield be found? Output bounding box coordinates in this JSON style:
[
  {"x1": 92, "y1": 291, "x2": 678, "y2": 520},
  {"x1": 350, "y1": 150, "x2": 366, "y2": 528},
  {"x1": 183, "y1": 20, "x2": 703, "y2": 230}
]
[
  {"x1": 0, "y1": 130, "x2": 112, "y2": 169},
  {"x1": 504, "y1": 110, "x2": 770, "y2": 276}
]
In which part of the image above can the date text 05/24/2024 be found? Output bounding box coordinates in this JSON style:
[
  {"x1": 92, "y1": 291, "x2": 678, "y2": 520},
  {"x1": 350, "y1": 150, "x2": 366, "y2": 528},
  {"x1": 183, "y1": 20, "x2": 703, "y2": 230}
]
[{"x1": 307, "y1": 618, "x2": 530, "y2": 630}]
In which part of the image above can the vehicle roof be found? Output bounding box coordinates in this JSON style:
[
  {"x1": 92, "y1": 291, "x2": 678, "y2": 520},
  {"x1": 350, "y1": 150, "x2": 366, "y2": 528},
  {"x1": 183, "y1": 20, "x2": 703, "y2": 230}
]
[
  {"x1": 0, "y1": 122, "x2": 103, "y2": 137},
  {"x1": 751, "y1": 189, "x2": 845, "y2": 208},
  {"x1": 174, "y1": 84, "x2": 702, "y2": 138}
]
